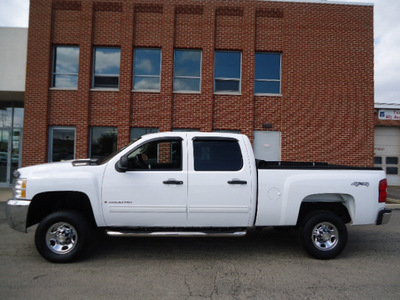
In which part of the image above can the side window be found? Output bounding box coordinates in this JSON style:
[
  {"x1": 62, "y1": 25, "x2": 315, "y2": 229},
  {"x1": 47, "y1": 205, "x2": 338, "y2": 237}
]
[
  {"x1": 127, "y1": 139, "x2": 182, "y2": 171},
  {"x1": 193, "y1": 139, "x2": 243, "y2": 171}
]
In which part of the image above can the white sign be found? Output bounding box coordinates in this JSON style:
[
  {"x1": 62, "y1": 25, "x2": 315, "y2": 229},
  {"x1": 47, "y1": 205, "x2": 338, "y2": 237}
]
[{"x1": 378, "y1": 109, "x2": 400, "y2": 120}]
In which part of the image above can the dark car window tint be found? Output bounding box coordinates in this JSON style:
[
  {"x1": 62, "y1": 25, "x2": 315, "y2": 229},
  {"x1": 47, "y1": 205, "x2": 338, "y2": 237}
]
[{"x1": 194, "y1": 140, "x2": 243, "y2": 171}]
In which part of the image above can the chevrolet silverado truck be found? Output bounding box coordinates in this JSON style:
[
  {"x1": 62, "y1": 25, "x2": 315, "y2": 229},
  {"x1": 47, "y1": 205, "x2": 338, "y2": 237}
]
[{"x1": 6, "y1": 132, "x2": 391, "y2": 262}]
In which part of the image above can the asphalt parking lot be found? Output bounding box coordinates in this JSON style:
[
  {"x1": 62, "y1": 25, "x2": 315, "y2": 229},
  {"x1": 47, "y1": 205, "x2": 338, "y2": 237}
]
[{"x1": 1, "y1": 199, "x2": 399, "y2": 300}]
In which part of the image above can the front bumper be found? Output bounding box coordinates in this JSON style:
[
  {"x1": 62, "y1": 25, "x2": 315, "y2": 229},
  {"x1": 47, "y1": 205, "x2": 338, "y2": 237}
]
[
  {"x1": 376, "y1": 208, "x2": 392, "y2": 225},
  {"x1": 6, "y1": 199, "x2": 31, "y2": 233}
]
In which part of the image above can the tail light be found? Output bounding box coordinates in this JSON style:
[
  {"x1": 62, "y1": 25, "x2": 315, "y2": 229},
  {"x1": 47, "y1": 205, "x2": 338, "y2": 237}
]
[{"x1": 379, "y1": 179, "x2": 388, "y2": 203}]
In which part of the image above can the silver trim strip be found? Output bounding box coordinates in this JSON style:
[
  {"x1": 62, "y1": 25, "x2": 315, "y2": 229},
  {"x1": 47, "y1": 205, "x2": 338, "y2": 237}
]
[{"x1": 106, "y1": 231, "x2": 247, "y2": 237}]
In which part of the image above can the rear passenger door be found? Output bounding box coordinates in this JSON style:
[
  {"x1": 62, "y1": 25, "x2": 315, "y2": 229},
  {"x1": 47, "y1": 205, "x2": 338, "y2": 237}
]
[{"x1": 187, "y1": 135, "x2": 253, "y2": 227}]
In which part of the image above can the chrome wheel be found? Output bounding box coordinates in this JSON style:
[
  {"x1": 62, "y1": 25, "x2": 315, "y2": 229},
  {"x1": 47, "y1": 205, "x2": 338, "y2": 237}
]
[
  {"x1": 311, "y1": 222, "x2": 339, "y2": 251},
  {"x1": 45, "y1": 222, "x2": 78, "y2": 255}
]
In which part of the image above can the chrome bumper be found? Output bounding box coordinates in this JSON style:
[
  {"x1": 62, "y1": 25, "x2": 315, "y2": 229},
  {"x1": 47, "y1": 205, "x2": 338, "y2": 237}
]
[
  {"x1": 6, "y1": 199, "x2": 31, "y2": 233},
  {"x1": 376, "y1": 209, "x2": 392, "y2": 225}
]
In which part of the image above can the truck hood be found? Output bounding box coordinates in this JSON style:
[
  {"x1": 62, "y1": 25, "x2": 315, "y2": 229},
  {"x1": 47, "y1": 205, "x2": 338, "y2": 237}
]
[{"x1": 17, "y1": 159, "x2": 99, "y2": 179}]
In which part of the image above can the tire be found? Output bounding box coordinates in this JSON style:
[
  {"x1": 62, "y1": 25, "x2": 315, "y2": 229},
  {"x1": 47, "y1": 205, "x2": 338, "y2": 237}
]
[
  {"x1": 35, "y1": 210, "x2": 90, "y2": 263},
  {"x1": 299, "y1": 211, "x2": 348, "y2": 260}
]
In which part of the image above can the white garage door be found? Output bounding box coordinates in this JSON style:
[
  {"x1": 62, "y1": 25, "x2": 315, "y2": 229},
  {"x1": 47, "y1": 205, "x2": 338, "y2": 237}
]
[{"x1": 374, "y1": 127, "x2": 400, "y2": 186}]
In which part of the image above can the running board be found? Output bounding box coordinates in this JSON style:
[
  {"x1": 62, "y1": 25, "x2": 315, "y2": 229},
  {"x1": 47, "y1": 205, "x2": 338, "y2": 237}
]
[{"x1": 106, "y1": 230, "x2": 247, "y2": 237}]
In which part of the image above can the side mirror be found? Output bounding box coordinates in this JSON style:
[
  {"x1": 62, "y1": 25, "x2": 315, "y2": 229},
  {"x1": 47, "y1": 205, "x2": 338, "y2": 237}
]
[{"x1": 115, "y1": 155, "x2": 128, "y2": 172}]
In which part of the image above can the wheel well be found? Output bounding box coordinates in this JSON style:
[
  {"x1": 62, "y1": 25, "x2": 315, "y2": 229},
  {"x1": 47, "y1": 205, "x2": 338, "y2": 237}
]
[
  {"x1": 297, "y1": 202, "x2": 351, "y2": 225},
  {"x1": 27, "y1": 191, "x2": 95, "y2": 228}
]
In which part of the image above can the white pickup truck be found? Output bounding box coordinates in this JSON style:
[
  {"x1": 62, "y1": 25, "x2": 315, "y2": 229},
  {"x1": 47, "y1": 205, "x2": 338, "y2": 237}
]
[{"x1": 6, "y1": 132, "x2": 391, "y2": 262}]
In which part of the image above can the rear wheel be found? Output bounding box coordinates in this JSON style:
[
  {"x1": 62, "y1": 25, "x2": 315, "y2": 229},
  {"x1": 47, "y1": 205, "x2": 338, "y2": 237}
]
[
  {"x1": 299, "y1": 211, "x2": 347, "y2": 259},
  {"x1": 35, "y1": 210, "x2": 90, "y2": 263}
]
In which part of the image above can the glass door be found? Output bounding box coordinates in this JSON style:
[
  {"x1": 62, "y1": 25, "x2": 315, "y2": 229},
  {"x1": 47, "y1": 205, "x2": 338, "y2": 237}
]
[
  {"x1": 0, "y1": 129, "x2": 10, "y2": 183},
  {"x1": 0, "y1": 102, "x2": 24, "y2": 187}
]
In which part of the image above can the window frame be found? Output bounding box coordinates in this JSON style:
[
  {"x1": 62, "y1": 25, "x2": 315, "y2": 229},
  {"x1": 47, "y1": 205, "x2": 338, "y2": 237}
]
[
  {"x1": 214, "y1": 51, "x2": 242, "y2": 95},
  {"x1": 126, "y1": 137, "x2": 183, "y2": 172},
  {"x1": 133, "y1": 48, "x2": 162, "y2": 92},
  {"x1": 48, "y1": 126, "x2": 76, "y2": 162},
  {"x1": 92, "y1": 47, "x2": 121, "y2": 90},
  {"x1": 89, "y1": 127, "x2": 118, "y2": 159},
  {"x1": 51, "y1": 45, "x2": 80, "y2": 89},
  {"x1": 193, "y1": 138, "x2": 244, "y2": 172},
  {"x1": 254, "y1": 52, "x2": 282, "y2": 96},
  {"x1": 173, "y1": 49, "x2": 202, "y2": 93}
]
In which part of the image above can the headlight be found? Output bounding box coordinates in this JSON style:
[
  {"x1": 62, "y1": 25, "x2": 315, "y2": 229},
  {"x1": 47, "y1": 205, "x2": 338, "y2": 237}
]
[{"x1": 14, "y1": 178, "x2": 27, "y2": 198}]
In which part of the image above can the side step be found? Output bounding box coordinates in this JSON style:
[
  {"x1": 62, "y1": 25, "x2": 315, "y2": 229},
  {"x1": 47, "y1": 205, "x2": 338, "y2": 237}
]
[{"x1": 106, "y1": 230, "x2": 247, "y2": 238}]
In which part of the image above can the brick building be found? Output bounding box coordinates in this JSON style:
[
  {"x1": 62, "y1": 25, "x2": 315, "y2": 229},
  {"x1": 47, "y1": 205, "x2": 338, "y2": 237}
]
[{"x1": 23, "y1": 0, "x2": 374, "y2": 167}]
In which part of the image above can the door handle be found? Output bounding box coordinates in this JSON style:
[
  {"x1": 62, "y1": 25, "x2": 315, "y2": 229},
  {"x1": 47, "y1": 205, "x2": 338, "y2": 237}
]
[
  {"x1": 163, "y1": 180, "x2": 184, "y2": 185},
  {"x1": 228, "y1": 180, "x2": 247, "y2": 185}
]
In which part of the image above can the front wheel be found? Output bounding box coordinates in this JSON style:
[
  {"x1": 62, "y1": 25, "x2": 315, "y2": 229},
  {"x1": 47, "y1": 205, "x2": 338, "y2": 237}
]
[
  {"x1": 35, "y1": 210, "x2": 90, "y2": 263},
  {"x1": 299, "y1": 211, "x2": 348, "y2": 259}
]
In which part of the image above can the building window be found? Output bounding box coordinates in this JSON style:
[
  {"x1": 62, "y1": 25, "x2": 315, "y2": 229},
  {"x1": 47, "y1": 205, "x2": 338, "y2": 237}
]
[
  {"x1": 174, "y1": 49, "x2": 202, "y2": 92},
  {"x1": 49, "y1": 127, "x2": 76, "y2": 162},
  {"x1": 255, "y1": 53, "x2": 281, "y2": 95},
  {"x1": 133, "y1": 48, "x2": 162, "y2": 91},
  {"x1": 214, "y1": 51, "x2": 242, "y2": 93},
  {"x1": 131, "y1": 128, "x2": 159, "y2": 142},
  {"x1": 90, "y1": 127, "x2": 118, "y2": 159},
  {"x1": 52, "y1": 46, "x2": 80, "y2": 88},
  {"x1": 93, "y1": 47, "x2": 121, "y2": 89}
]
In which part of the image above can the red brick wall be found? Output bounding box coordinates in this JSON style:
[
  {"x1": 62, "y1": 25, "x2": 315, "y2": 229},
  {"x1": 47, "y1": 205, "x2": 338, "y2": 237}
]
[{"x1": 23, "y1": 0, "x2": 374, "y2": 167}]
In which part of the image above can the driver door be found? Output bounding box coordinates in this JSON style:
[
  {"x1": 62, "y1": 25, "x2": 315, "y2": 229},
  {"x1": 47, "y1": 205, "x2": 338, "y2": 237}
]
[{"x1": 101, "y1": 137, "x2": 187, "y2": 227}]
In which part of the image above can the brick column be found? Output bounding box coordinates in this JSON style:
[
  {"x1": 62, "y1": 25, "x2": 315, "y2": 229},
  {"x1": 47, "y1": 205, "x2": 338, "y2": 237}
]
[
  {"x1": 75, "y1": 1, "x2": 94, "y2": 159},
  {"x1": 22, "y1": 0, "x2": 52, "y2": 166},
  {"x1": 200, "y1": 5, "x2": 216, "y2": 132},
  {"x1": 118, "y1": 2, "x2": 134, "y2": 147},
  {"x1": 160, "y1": 5, "x2": 175, "y2": 132},
  {"x1": 241, "y1": 6, "x2": 256, "y2": 141}
]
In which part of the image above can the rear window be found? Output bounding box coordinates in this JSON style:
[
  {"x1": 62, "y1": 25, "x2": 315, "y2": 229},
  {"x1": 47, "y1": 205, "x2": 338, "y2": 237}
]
[{"x1": 193, "y1": 139, "x2": 243, "y2": 171}]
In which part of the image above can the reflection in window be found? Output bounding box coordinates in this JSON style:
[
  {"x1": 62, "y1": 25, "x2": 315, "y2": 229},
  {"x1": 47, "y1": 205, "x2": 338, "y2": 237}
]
[
  {"x1": 174, "y1": 50, "x2": 201, "y2": 92},
  {"x1": 131, "y1": 127, "x2": 159, "y2": 142},
  {"x1": 49, "y1": 127, "x2": 76, "y2": 162},
  {"x1": 52, "y1": 46, "x2": 80, "y2": 88},
  {"x1": 90, "y1": 127, "x2": 118, "y2": 159},
  {"x1": 214, "y1": 51, "x2": 241, "y2": 93},
  {"x1": 133, "y1": 48, "x2": 162, "y2": 91},
  {"x1": 93, "y1": 47, "x2": 121, "y2": 89},
  {"x1": 127, "y1": 139, "x2": 182, "y2": 171},
  {"x1": 255, "y1": 53, "x2": 281, "y2": 94}
]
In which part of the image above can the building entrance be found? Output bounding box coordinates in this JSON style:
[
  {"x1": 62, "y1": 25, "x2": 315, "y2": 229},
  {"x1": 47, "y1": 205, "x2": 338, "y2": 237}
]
[{"x1": 0, "y1": 102, "x2": 24, "y2": 186}]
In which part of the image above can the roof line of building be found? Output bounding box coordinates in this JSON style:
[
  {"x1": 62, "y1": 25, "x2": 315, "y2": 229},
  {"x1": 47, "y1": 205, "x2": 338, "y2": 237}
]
[{"x1": 262, "y1": 0, "x2": 373, "y2": 6}]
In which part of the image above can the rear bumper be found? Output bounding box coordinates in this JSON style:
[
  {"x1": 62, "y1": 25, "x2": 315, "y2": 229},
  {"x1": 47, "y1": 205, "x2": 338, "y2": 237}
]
[
  {"x1": 376, "y1": 209, "x2": 392, "y2": 225},
  {"x1": 6, "y1": 199, "x2": 31, "y2": 233}
]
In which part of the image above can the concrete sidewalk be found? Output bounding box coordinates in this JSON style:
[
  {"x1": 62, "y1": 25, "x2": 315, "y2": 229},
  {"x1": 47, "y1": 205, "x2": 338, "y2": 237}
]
[{"x1": 1, "y1": 186, "x2": 400, "y2": 209}]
